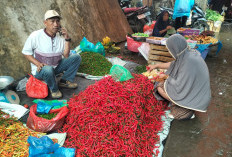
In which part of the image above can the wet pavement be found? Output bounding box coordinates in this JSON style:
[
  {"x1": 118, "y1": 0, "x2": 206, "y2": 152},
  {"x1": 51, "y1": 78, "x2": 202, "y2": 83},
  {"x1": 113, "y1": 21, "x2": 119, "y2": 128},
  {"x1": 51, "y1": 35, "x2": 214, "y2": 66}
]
[
  {"x1": 15, "y1": 25, "x2": 232, "y2": 157},
  {"x1": 163, "y1": 25, "x2": 232, "y2": 157}
]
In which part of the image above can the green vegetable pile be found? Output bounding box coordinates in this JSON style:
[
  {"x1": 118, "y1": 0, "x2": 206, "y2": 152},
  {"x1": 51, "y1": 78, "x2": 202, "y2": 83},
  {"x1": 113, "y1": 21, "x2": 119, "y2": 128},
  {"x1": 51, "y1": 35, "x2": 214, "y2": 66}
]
[
  {"x1": 206, "y1": 9, "x2": 224, "y2": 21},
  {"x1": 78, "y1": 52, "x2": 112, "y2": 76},
  {"x1": 135, "y1": 65, "x2": 147, "y2": 74},
  {"x1": 37, "y1": 113, "x2": 58, "y2": 120},
  {"x1": 132, "y1": 33, "x2": 149, "y2": 37}
]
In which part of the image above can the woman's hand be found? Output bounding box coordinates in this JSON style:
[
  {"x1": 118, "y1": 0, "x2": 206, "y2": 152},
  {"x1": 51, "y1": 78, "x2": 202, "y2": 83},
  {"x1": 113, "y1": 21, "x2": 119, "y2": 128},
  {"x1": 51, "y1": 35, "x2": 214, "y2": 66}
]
[
  {"x1": 166, "y1": 26, "x2": 172, "y2": 30},
  {"x1": 158, "y1": 73, "x2": 168, "y2": 79},
  {"x1": 147, "y1": 64, "x2": 158, "y2": 72},
  {"x1": 155, "y1": 73, "x2": 168, "y2": 82}
]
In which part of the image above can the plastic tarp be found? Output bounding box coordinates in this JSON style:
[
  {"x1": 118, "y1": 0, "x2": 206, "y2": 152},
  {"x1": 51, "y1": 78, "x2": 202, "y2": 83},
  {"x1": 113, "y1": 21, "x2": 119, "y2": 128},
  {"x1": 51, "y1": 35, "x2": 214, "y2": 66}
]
[{"x1": 0, "y1": 102, "x2": 29, "y2": 119}]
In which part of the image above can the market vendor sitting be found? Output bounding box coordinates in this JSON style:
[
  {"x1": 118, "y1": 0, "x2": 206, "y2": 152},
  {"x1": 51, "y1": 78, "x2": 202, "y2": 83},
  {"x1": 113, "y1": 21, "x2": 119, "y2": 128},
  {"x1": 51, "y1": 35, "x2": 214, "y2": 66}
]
[
  {"x1": 148, "y1": 34, "x2": 211, "y2": 120},
  {"x1": 22, "y1": 10, "x2": 81, "y2": 99},
  {"x1": 152, "y1": 11, "x2": 173, "y2": 37}
]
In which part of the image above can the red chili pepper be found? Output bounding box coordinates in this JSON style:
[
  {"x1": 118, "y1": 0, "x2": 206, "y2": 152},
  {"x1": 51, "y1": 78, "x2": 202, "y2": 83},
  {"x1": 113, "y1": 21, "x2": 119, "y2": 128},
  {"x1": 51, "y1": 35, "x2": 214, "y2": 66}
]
[
  {"x1": 60, "y1": 74, "x2": 168, "y2": 156},
  {"x1": 146, "y1": 66, "x2": 150, "y2": 71}
]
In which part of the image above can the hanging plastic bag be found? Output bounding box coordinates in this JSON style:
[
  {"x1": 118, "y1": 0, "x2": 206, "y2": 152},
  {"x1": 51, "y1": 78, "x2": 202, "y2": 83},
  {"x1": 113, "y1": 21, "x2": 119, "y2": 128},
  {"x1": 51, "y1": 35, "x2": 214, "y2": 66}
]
[
  {"x1": 26, "y1": 74, "x2": 48, "y2": 99},
  {"x1": 26, "y1": 104, "x2": 69, "y2": 133},
  {"x1": 109, "y1": 65, "x2": 134, "y2": 82}
]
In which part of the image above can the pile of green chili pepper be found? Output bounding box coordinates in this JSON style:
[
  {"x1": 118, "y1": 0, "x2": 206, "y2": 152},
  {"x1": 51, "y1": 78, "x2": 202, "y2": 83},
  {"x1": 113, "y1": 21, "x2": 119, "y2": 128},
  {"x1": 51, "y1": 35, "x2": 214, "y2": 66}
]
[
  {"x1": 78, "y1": 52, "x2": 112, "y2": 76},
  {"x1": 61, "y1": 74, "x2": 168, "y2": 156},
  {"x1": 37, "y1": 113, "x2": 58, "y2": 120},
  {"x1": 135, "y1": 65, "x2": 147, "y2": 74}
]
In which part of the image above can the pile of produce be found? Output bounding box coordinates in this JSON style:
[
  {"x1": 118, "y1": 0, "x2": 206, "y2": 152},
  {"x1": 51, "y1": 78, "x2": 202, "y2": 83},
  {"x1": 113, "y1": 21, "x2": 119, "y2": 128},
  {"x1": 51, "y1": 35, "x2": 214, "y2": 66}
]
[
  {"x1": 0, "y1": 110, "x2": 44, "y2": 156},
  {"x1": 206, "y1": 9, "x2": 224, "y2": 21},
  {"x1": 185, "y1": 35, "x2": 218, "y2": 44},
  {"x1": 102, "y1": 36, "x2": 120, "y2": 54},
  {"x1": 142, "y1": 68, "x2": 167, "y2": 82},
  {"x1": 78, "y1": 52, "x2": 112, "y2": 76},
  {"x1": 147, "y1": 37, "x2": 163, "y2": 40},
  {"x1": 37, "y1": 113, "x2": 58, "y2": 120},
  {"x1": 200, "y1": 30, "x2": 215, "y2": 36},
  {"x1": 61, "y1": 74, "x2": 168, "y2": 156},
  {"x1": 134, "y1": 65, "x2": 147, "y2": 74},
  {"x1": 132, "y1": 33, "x2": 149, "y2": 37}
]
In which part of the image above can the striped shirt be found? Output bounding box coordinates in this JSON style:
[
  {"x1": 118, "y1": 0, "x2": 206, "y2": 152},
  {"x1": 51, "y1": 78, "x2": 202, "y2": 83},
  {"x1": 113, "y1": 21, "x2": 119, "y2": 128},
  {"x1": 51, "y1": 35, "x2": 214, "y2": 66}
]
[{"x1": 22, "y1": 29, "x2": 65, "y2": 75}]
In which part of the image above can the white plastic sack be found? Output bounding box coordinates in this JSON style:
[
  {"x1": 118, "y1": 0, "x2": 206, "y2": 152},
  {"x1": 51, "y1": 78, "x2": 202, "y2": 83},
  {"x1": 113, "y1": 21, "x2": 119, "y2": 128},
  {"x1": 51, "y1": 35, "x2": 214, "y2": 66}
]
[
  {"x1": 16, "y1": 77, "x2": 28, "y2": 91},
  {"x1": 45, "y1": 133, "x2": 67, "y2": 146},
  {"x1": 106, "y1": 57, "x2": 127, "y2": 67},
  {"x1": 138, "y1": 43, "x2": 150, "y2": 61},
  {"x1": 0, "y1": 102, "x2": 29, "y2": 119}
]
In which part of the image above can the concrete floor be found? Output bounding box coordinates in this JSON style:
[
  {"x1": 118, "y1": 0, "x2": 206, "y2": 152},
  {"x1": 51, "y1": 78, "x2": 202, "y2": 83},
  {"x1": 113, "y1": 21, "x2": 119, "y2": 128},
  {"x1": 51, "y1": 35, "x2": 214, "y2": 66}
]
[
  {"x1": 163, "y1": 25, "x2": 232, "y2": 157},
  {"x1": 17, "y1": 25, "x2": 232, "y2": 157}
]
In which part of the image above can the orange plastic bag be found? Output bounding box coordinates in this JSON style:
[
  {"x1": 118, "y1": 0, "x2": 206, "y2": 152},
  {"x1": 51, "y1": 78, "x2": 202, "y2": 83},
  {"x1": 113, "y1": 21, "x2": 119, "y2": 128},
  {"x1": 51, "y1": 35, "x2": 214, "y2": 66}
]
[
  {"x1": 26, "y1": 104, "x2": 69, "y2": 133},
  {"x1": 26, "y1": 74, "x2": 48, "y2": 98}
]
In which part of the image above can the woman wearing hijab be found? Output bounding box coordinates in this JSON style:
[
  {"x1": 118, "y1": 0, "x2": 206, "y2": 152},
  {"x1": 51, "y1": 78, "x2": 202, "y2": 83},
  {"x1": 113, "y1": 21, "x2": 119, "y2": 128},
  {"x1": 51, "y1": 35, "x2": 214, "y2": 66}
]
[
  {"x1": 152, "y1": 11, "x2": 173, "y2": 37},
  {"x1": 148, "y1": 34, "x2": 211, "y2": 120}
]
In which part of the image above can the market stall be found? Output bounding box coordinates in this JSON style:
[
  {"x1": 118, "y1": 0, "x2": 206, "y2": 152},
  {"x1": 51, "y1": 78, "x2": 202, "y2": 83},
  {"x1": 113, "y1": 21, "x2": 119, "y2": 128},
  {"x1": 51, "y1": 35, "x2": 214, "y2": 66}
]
[{"x1": 134, "y1": 27, "x2": 222, "y2": 64}]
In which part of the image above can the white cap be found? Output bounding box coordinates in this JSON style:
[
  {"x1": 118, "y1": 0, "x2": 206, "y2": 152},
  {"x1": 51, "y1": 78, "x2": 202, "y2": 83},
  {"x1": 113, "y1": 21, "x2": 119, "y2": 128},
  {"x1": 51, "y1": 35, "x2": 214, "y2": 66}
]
[{"x1": 44, "y1": 10, "x2": 60, "y2": 20}]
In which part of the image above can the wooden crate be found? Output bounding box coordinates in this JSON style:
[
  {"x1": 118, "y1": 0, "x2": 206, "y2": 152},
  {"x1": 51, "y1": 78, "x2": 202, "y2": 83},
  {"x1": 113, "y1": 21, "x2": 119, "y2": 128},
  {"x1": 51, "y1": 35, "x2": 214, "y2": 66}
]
[
  {"x1": 150, "y1": 44, "x2": 168, "y2": 51},
  {"x1": 148, "y1": 44, "x2": 174, "y2": 64}
]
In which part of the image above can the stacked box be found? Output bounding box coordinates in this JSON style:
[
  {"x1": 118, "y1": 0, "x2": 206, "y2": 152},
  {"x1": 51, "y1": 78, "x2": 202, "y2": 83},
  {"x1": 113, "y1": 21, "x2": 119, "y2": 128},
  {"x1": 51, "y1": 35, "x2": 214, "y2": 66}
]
[{"x1": 148, "y1": 44, "x2": 174, "y2": 64}]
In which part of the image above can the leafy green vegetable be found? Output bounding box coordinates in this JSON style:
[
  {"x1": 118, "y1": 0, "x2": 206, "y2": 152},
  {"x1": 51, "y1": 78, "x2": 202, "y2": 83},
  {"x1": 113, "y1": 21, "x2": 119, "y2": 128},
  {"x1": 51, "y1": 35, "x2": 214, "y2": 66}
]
[
  {"x1": 206, "y1": 9, "x2": 224, "y2": 21},
  {"x1": 132, "y1": 33, "x2": 149, "y2": 37},
  {"x1": 78, "y1": 52, "x2": 112, "y2": 76}
]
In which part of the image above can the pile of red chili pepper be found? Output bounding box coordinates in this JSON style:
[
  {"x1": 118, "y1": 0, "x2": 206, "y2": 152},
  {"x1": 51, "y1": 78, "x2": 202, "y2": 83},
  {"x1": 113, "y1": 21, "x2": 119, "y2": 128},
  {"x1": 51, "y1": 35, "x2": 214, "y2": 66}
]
[{"x1": 61, "y1": 74, "x2": 168, "y2": 156}]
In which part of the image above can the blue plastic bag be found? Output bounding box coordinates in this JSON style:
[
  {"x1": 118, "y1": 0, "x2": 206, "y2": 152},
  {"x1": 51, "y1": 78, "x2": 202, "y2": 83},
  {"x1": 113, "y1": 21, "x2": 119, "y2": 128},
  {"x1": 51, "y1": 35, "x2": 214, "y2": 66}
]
[
  {"x1": 93, "y1": 42, "x2": 105, "y2": 56},
  {"x1": 173, "y1": 0, "x2": 195, "y2": 19},
  {"x1": 28, "y1": 136, "x2": 76, "y2": 157},
  {"x1": 27, "y1": 136, "x2": 60, "y2": 157},
  {"x1": 37, "y1": 101, "x2": 53, "y2": 114},
  {"x1": 80, "y1": 37, "x2": 105, "y2": 56},
  {"x1": 53, "y1": 147, "x2": 76, "y2": 157},
  {"x1": 80, "y1": 37, "x2": 95, "y2": 52}
]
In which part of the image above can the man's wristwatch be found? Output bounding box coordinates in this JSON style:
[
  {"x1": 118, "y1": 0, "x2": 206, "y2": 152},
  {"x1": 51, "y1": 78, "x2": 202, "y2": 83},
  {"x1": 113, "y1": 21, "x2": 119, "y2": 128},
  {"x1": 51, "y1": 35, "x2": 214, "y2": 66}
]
[{"x1": 65, "y1": 38, "x2": 71, "y2": 42}]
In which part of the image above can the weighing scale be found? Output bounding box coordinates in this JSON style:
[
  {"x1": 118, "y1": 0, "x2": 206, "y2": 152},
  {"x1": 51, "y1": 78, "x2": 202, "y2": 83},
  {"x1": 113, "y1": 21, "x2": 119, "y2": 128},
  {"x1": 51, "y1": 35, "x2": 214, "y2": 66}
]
[{"x1": 0, "y1": 76, "x2": 20, "y2": 104}]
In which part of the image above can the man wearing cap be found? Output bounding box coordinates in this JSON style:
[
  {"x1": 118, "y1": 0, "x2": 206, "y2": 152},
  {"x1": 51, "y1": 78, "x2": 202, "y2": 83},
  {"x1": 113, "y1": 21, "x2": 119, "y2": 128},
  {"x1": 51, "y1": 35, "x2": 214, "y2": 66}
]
[{"x1": 22, "y1": 10, "x2": 81, "y2": 99}]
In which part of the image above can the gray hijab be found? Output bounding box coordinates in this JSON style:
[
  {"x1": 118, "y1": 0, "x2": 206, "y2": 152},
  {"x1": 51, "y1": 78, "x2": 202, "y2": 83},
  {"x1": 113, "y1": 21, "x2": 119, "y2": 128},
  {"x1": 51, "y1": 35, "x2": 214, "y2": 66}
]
[{"x1": 164, "y1": 34, "x2": 211, "y2": 112}]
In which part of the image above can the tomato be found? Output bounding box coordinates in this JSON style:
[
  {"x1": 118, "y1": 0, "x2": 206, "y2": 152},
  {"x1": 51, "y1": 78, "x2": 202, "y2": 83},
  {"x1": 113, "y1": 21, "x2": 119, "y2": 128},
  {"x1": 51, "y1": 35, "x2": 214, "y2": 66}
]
[{"x1": 24, "y1": 104, "x2": 29, "y2": 108}]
